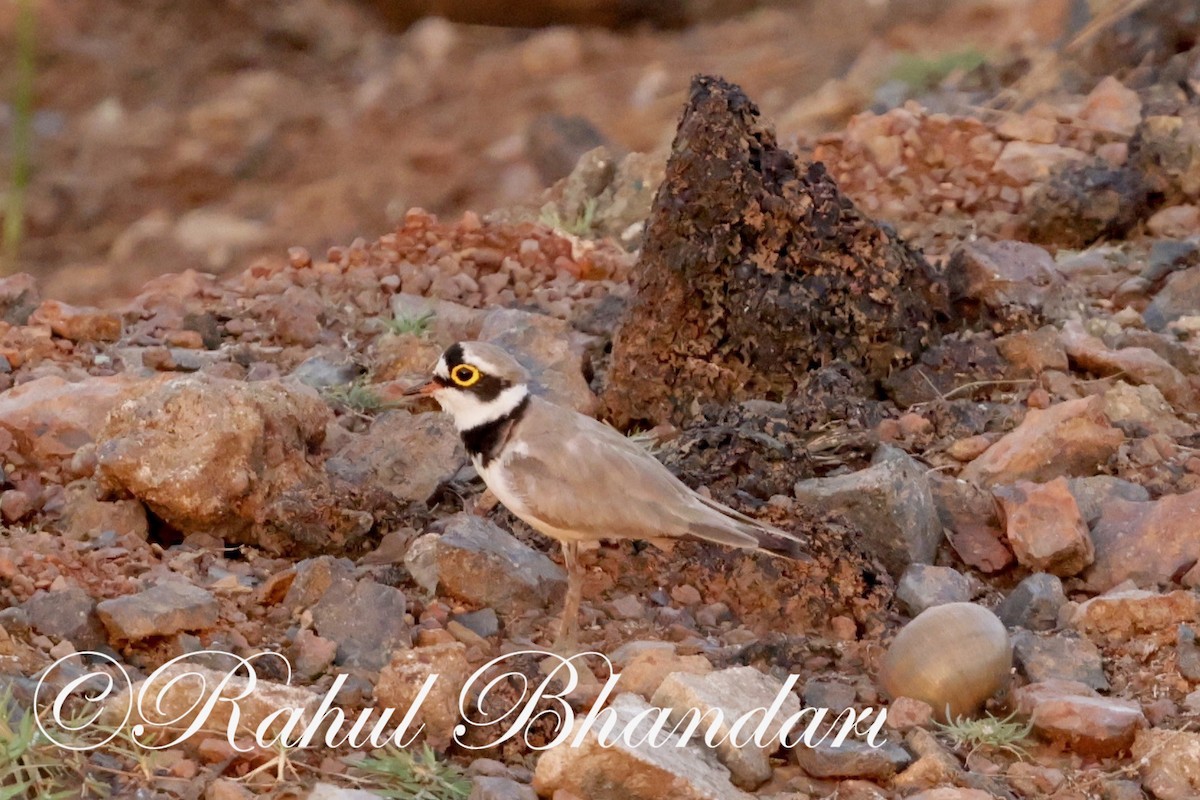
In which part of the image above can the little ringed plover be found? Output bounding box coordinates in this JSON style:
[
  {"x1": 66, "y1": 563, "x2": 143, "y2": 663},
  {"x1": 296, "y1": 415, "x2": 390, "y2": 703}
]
[{"x1": 402, "y1": 341, "x2": 808, "y2": 646}]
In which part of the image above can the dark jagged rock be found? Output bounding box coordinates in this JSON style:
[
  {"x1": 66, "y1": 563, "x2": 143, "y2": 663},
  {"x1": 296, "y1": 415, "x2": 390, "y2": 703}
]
[
  {"x1": 657, "y1": 365, "x2": 887, "y2": 500},
  {"x1": 603, "y1": 75, "x2": 947, "y2": 428},
  {"x1": 1129, "y1": 108, "x2": 1200, "y2": 207},
  {"x1": 1073, "y1": 0, "x2": 1200, "y2": 76},
  {"x1": 1024, "y1": 162, "x2": 1152, "y2": 249},
  {"x1": 883, "y1": 335, "x2": 1010, "y2": 408}
]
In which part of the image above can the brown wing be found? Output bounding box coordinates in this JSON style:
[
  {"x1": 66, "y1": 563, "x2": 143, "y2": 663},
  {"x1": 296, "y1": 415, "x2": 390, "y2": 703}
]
[{"x1": 504, "y1": 399, "x2": 764, "y2": 549}]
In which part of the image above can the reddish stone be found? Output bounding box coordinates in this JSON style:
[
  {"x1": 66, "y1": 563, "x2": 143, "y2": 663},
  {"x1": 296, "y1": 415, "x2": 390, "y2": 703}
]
[
  {"x1": 1071, "y1": 589, "x2": 1200, "y2": 643},
  {"x1": 961, "y1": 396, "x2": 1123, "y2": 487},
  {"x1": 28, "y1": 300, "x2": 122, "y2": 343},
  {"x1": 993, "y1": 477, "x2": 1094, "y2": 577},
  {"x1": 1061, "y1": 320, "x2": 1197, "y2": 410}
]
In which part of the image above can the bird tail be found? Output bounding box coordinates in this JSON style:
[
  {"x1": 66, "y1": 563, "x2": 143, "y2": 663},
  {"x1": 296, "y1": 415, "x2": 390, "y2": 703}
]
[{"x1": 690, "y1": 494, "x2": 812, "y2": 563}]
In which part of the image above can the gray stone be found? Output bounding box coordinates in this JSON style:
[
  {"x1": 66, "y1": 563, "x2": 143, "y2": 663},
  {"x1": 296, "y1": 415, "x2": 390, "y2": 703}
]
[
  {"x1": 469, "y1": 776, "x2": 536, "y2": 800},
  {"x1": 651, "y1": 666, "x2": 801, "y2": 788},
  {"x1": 1011, "y1": 630, "x2": 1109, "y2": 691},
  {"x1": 326, "y1": 410, "x2": 463, "y2": 505},
  {"x1": 96, "y1": 581, "x2": 220, "y2": 642},
  {"x1": 1145, "y1": 265, "x2": 1200, "y2": 331},
  {"x1": 477, "y1": 307, "x2": 598, "y2": 415},
  {"x1": 452, "y1": 608, "x2": 500, "y2": 639},
  {"x1": 1140, "y1": 239, "x2": 1199, "y2": 284},
  {"x1": 283, "y1": 555, "x2": 356, "y2": 610},
  {"x1": 996, "y1": 573, "x2": 1066, "y2": 632},
  {"x1": 801, "y1": 679, "x2": 857, "y2": 712},
  {"x1": 1177, "y1": 625, "x2": 1200, "y2": 682},
  {"x1": 793, "y1": 738, "x2": 911, "y2": 780},
  {"x1": 793, "y1": 445, "x2": 941, "y2": 577},
  {"x1": 311, "y1": 579, "x2": 410, "y2": 670},
  {"x1": 22, "y1": 587, "x2": 107, "y2": 650},
  {"x1": 533, "y1": 693, "x2": 752, "y2": 800},
  {"x1": 0, "y1": 272, "x2": 40, "y2": 325},
  {"x1": 896, "y1": 565, "x2": 972, "y2": 615},
  {"x1": 404, "y1": 534, "x2": 441, "y2": 594},
  {"x1": 289, "y1": 357, "x2": 362, "y2": 389},
  {"x1": 307, "y1": 783, "x2": 384, "y2": 800},
  {"x1": 1067, "y1": 476, "x2": 1150, "y2": 525},
  {"x1": 431, "y1": 514, "x2": 566, "y2": 608}
]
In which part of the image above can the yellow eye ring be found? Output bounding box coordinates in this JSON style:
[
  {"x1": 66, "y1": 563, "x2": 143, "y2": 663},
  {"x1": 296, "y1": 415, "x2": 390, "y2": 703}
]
[{"x1": 451, "y1": 364, "x2": 481, "y2": 387}]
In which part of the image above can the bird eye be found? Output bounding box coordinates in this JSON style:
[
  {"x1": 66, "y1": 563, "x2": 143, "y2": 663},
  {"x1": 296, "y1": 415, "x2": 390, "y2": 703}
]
[{"x1": 451, "y1": 364, "x2": 481, "y2": 387}]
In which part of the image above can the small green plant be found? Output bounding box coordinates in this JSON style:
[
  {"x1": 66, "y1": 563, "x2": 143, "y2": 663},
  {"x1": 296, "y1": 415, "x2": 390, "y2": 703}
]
[
  {"x1": 352, "y1": 744, "x2": 471, "y2": 800},
  {"x1": 2, "y1": 0, "x2": 36, "y2": 275},
  {"x1": 322, "y1": 375, "x2": 385, "y2": 413},
  {"x1": 385, "y1": 310, "x2": 436, "y2": 337},
  {"x1": 891, "y1": 48, "x2": 988, "y2": 91},
  {"x1": 935, "y1": 710, "x2": 1034, "y2": 761},
  {"x1": 0, "y1": 686, "x2": 110, "y2": 799},
  {"x1": 538, "y1": 198, "x2": 598, "y2": 238}
]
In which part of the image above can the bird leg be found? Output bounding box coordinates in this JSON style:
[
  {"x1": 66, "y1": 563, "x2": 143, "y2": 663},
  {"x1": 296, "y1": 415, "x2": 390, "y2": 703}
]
[{"x1": 554, "y1": 540, "x2": 581, "y2": 652}]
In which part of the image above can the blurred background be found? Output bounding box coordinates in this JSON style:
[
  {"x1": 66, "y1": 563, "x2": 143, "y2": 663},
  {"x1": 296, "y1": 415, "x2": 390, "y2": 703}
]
[{"x1": 0, "y1": 0, "x2": 1180, "y2": 303}]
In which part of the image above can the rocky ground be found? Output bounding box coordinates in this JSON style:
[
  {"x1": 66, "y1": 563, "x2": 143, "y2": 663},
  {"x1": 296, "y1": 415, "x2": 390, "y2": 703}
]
[
  {"x1": 0, "y1": 0, "x2": 1068, "y2": 302},
  {"x1": 3, "y1": 1, "x2": 1200, "y2": 800}
]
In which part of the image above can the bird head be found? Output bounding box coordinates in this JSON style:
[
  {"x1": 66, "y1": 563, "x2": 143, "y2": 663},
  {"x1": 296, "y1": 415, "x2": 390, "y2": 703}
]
[{"x1": 403, "y1": 341, "x2": 531, "y2": 430}]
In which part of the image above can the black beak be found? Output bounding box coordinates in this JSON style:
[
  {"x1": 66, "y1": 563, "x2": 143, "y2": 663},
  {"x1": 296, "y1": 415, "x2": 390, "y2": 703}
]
[
  {"x1": 401, "y1": 380, "x2": 440, "y2": 397},
  {"x1": 374, "y1": 379, "x2": 440, "y2": 401}
]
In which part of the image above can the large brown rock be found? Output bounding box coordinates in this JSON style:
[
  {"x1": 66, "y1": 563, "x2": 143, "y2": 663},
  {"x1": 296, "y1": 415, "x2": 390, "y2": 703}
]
[
  {"x1": 792, "y1": 445, "x2": 941, "y2": 578},
  {"x1": 1086, "y1": 488, "x2": 1200, "y2": 591},
  {"x1": 95, "y1": 374, "x2": 387, "y2": 556},
  {"x1": 603, "y1": 75, "x2": 944, "y2": 427},
  {"x1": 960, "y1": 397, "x2": 1123, "y2": 487}
]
